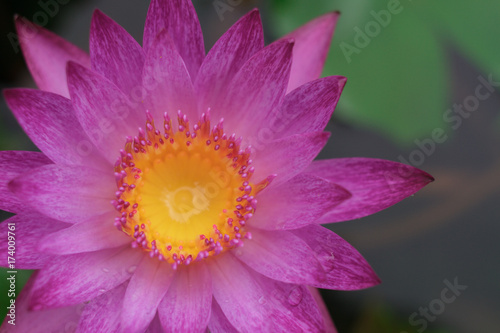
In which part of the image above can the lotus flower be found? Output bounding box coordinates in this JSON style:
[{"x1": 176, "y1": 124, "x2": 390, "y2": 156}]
[{"x1": 0, "y1": 0, "x2": 433, "y2": 332}]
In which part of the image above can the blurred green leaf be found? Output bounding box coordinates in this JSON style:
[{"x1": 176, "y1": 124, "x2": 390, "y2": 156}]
[
  {"x1": 328, "y1": 10, "x2": 448, "y2": 143},
  {"x1": 416, "y1": 0, "x2": 500, "y2": 80},
  {"x1": 269, "y1": 0, "x2": 450, "y2": 144},
  {"x1": 269, "y1": 0, "x2": 500, "y2": 145}
]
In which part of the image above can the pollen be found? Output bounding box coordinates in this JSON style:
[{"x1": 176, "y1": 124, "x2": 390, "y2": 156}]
[{"x1": 112, "y1": 110, "x2": 271, "y2": 268}]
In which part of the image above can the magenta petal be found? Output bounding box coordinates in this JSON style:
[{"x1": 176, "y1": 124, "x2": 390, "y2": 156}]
[
  {"x1": 78, "y1": 282, "x2": 127, "y2": 333},
  {"x1": 67, "y1": 62, "x2": 145, "y2": 161},
  {"x1": 306, "y1": 158, "x2": 434, "y2": 223},
  {"x1": 252, "y1": 132, "x2": 330, "y2": 186},
  {"x1": 236, "y1": 228, "x2": 325, "y2": 285},
  {"x1": 8, "y1": 164, "x2": 115, "y2": 224},
  {"x1": 308, "y1": 286, "x2": 337, "y2": 333},
  {"x1": 90, "y1": 10, "x2": 145, "y2": 96},
  {"x1": 292, "y1": 224, "x2": 381, "y2": 290},
  {"x1": 147, "y1": 314, "x2": 165, "y2": 333},
  {"x1": 142, "y1": 30, "x2": 198, "y2": 122},
  {"x1": 195, "y1": 9, "x2": 264, "y2": 113},
  {"x1": 276, "y1": 76, "x2": 346, "y2": 139},
  {"x1": 158, "y1": 262, "x2": 212, "y2": 333},
  {"x1": 213, "y1": 40, "x2": 293, "y2": 138},
  {"x1": 0, "y1": 272, "x2": 83, "y2": 333},
  {"x1": 143, "y1": 0, "x2": 204, "y2": 80},
  {"x1": 121, "y1": 257, "x2": 174, "y2": 332},
  {"x1": 210, "y1": 254, "x2": 324, "y2": 332},
  {"x1": 0, "y1": 151, "x2": 51, "y2": 213},
  {"x1": 15, "y1": 16, "x2": 90, "y2": 98},
  {"x1": 38, "y1": 212, "x2": 129, "y2": 255},
  {"x1": 3, "y1": 89, "x2": 108, "y2": 168},
  {"x1": 280, "y1": 12, "x2": 339, "y2": 93},
  {"x1": 208, "y1": 298, "x2": 239, "y2": 333},
  {"x1": 251, "y1": 173, "x2": 350, "y2": 230},
  {"x1": 30, "y1": 247, "x2": 143, "y2": 310},
  {"x1": 0, "y1": 213, "x2": 68, "y2": 269}
]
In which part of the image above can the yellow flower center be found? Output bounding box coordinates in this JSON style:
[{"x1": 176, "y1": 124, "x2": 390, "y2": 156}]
[{"x1": 113, "y1": 111, "x2": 271, "y2": 268}]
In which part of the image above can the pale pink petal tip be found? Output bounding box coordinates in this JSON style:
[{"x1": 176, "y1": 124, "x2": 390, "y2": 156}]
[
  {"x1": 14, "y1": 16, "x2": 90, "y2": 97},
  {"x1": 283, "y1": 11, "x2": 340, "y2": 92}
]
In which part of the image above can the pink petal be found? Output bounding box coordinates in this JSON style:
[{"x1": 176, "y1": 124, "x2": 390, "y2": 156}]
[
  {"x1": 143, "y1": 0, "x2": 205, "y2": 80},
  {"x1": 158, "y1": 263, "x2": 212, "y2": 333},
  {"x1": 142, "y1": 30, "x2": 198, "y2": 122},
  {"x1": 305, "y1": 158, "x2": 434, "y2": 223},
  {"x1": 209, "y1": 254, "x2": 324, "y2": 332},
  {"x1": 207, "y1": 298, "x2": 239, "y2": 333},
  {"x1": 30, "y1": 246, "x2": 143, "y2": 310},
  {"x1": 8, "y1": 164, "x2": 115, "y2": 224},
  {"x1": 0, "y1": 213, "x2": 68, "y2": 269},
  {"x1": 195, "y1": 9, "x2": 264, "y2": 113},
  {"x1": 90, "y1": 10, "x2": 145, "y2": 96},
  {"x1": 308, "y1": 286, "x2": 337, "y2": 333},
  {"x1": 67, "y1": 61, "x2": 145, "y2": 161},
  {"x1": 38, "y1": 211, "x2": 130, "y2": 255},
  {"x1": 3, "y1": 89, "x2": 109, "y2": 169},
  {"x1": 250, "y1": 173, "x2": 350, "y2": 230},
  {"x1": 15, "y1": 16, "x2": 90, "y2": 98},
  {"x1": 121, "y1": 257, "x2": 174, "y2": 332},
  {"x1": 212, "y1": 40, "x2": 293, "y2": 139},
  {"x1": 291, "y1": 224, "x2": 381, "y2": 290},
  {"x1": 275, "y1": 76, "x2": 346, "y2": 139},
  {"x1": 78, "y1": 282, "x2": 127, "y2": 333},
  {"x1": 0, "y1": 272, "x2": 83, "y2": 333},
  {"x1": 147, "y1": 314, "x2": 165, "y2": 333},
  {"x1": 0, "y1": 151, "x2": 51, "y2": 213},
  {"x1": 252, "y1": 132, "x2": 330, "y2": 186},
  {"x1": 280, "y1": 12, "x2": 339, "y2": 93},
  {"x1": 236, "y1": 228, "x2": 326, "y2": 286}
]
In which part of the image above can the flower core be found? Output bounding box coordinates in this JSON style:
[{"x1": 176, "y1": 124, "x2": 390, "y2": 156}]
[{"x1": 112, "y1": 111, "x2": 269, "y2": 268}]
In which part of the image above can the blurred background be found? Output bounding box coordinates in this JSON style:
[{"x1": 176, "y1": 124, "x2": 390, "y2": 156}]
[{"x1": 1, "y1": 0, "x2": 499, "y2": 332}]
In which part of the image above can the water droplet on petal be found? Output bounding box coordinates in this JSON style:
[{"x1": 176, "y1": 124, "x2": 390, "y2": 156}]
[
  {"x1": 127, "y1": 265, "x2": 137, "y2": 274},
  {"x1": 98, "y1": 289, "x2": 107, "y2": 295},
  {"x1": 258, "y1": 296, "x2": 267, "y2": 305},
  {"x1": 102, "y1": 267, "x2": 109, "y2": 273},
  {"x1": 287, "y1": 287, "x2": 303, "y2": 306}
]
